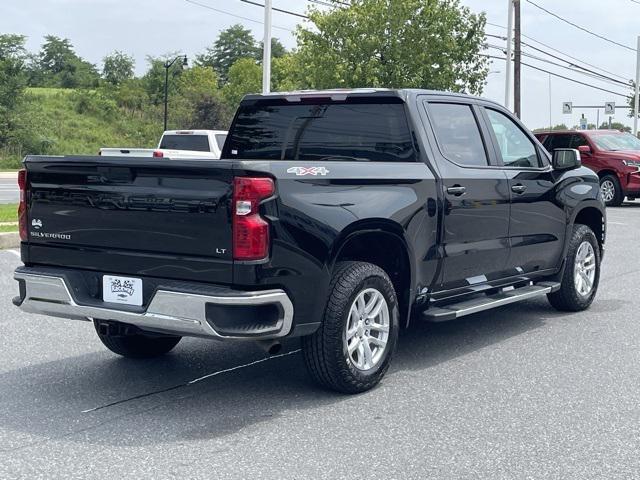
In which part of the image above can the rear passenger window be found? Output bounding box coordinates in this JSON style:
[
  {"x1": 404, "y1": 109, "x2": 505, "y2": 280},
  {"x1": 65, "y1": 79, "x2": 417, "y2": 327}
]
[
  {"x1": 428, "y1": 103, "x2": 488, "y2": 167},
  {"x1": 486, "y1": 109, "x2": 541, "y2": 168}
]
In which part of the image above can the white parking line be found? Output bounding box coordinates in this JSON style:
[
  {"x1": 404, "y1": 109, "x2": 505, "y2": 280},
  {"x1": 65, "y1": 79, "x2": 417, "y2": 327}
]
[
  {"x1": 6, "y1": 249, "x2": 20, "y2": 257},
  {"x1": 608, "y1": 222, "x2": 628, "y2": 226}
]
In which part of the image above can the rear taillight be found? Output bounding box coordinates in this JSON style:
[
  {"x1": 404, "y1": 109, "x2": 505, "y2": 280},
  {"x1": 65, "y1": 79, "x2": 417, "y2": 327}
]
[
  {"x1": 232, "y1": 177, "x2": 274, "y2": 261},
  {"x1": 153, "y1": 150, "x2": 164, "y2": 158},
  {"x1": 18, "y1": 169, "x2": 27, "y2": 241}
]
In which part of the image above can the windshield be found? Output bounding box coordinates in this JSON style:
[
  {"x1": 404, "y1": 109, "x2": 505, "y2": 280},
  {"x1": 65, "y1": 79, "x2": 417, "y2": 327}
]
[
  {"x1": 592, "y1": 133, "x2": 640, "y2": 151},
  {"x1": 223, "y1": 98, "x2": 417, "y2": 162},
  {"x1": 159, "y1": 134, "x2": 210, "y2": 152}
]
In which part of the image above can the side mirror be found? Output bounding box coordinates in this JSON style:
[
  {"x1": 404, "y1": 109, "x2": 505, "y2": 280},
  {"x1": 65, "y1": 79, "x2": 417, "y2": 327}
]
[
  {"x1": 553, "y1": 148, "x2": 581, "y2": 171},
  {"x1": 577, "y1": 145, "x2": 592, "y2": 156}
]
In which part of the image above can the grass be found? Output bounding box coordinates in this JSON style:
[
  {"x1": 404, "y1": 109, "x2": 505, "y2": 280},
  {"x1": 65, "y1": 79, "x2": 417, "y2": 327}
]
[
  {"x1": 0, "y1": 224, "x2": 17, "y2": 233},
  {"x1": 0, "y1": 204, "x2": 17, "y2": 223},
  {"x1": 0, "y1": 87, "x2": 162, "y2": 169}
]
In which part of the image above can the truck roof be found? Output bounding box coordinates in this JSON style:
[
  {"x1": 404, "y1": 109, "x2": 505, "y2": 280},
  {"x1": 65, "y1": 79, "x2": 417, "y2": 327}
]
[{"x1": 242, "y1": 88, "x2": 503, "y2": 109}]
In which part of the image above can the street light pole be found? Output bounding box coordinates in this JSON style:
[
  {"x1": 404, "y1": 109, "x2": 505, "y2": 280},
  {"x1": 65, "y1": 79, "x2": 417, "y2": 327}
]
[
  {"x1": 262, "y1": 0, "x2": 273, "y2": 94},
  {"x1": 163, "y1": 55, "x2": 188, "y2": 131}
]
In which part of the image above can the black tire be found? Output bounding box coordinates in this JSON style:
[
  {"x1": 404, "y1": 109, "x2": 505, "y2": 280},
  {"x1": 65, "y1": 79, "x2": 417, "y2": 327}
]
[
  {"x1": 547, "y1": 224, "x2": 601, "y2": 312},
  {"x1": 302, "y1": 261, "x2": 400, "y2": 394},
  {"x1": 600, "y1": 174, "x2": 623, "y2": 207},
  {"x1": 94, "y1": 320, "x2": 181, "y2": 358}
]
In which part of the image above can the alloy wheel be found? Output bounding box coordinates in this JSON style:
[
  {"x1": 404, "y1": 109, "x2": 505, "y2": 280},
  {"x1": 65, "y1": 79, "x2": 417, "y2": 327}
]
[
  {"x1": 600, "y1": 180, "x2": 615, "y2": 203},
  {"x1": 574, "y1": 241, "x2": 596, "y2": 297},
  {"x1": 345, "y1": 288, "x2": 390, "y2": 371}
]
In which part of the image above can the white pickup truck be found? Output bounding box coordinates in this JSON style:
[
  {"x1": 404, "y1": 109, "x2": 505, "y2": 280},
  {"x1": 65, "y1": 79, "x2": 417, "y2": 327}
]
[{"x1": 99, "y1": 130, "x2": 228, "y2": 159}]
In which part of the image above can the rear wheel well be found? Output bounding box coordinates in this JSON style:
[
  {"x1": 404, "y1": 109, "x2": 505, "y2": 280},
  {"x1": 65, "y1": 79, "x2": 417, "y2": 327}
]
[
  {"x1": 334, "y1": 232, "x2": 411, "y2": 325},
  {"x1": 574, "y1": 207, "x2": 604, "y2": 250}
]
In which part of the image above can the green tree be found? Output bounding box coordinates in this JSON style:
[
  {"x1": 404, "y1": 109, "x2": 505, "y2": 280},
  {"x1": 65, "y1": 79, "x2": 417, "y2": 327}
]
[
  {"x1": 599, "y1": 121, "x2": 631, "y2": 133},
  {"x1": 0, "y1": 34, "x2": 27, "y2": 59},
  {"x1": 142, "y1": 54, "x2": 184, "y2": 106},
  {"x1": 102, "y1": 51, "x2": 135, "y2": 85},
  {"x1": 197, "y1": 24, "x2": 259, "y2": 84},
  {"x1": 0, "y1": 34, "x2": 28, "y2": 148},
  {"x1": 113, "y1": 78, "x2": 148, "y2": 112},
  {"x1": 221, "y1": 58, "x2": 262, "y2": 109},
  {"x1": 177, "y1": 65, "x2": 219, "y2": 102},
  {"x1": 296, "y1": 0, "x2": 488, "y2": 93},
  {"x1": 172, "y1": 66, "x2": 231, "y2": 129},
  {"x1": 221, "y1": 55, "x2": 304, "y2": 109},
  {"x1": 33, "y1": 35, "x2": 99, "y2": 88},
  {"x1": 257, "y1": 37, "x2": 287, "y2": 61},
  {"x1": 533, "y1": 124, "x2": 568, "y2": 132}
]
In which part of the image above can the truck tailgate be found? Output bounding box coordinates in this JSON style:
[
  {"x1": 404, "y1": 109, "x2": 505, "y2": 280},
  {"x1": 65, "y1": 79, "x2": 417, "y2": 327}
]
[{"x1": 23, "y1": 156, "x2": 234, "y2": 284}]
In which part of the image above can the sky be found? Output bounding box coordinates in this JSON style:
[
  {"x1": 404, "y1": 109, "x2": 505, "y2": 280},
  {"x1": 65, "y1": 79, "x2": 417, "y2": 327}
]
[{"x1": 1, "y1": 0, "x2": 638, "y2": 131}]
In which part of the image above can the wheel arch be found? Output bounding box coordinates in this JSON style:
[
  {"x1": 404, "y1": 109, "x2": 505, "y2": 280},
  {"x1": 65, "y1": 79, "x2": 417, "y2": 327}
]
[
  {"x1": 597, "y1": 169, "x2": 621, "y2": 183},
  {"x1": 328, "y1": 220, "x2": 415, "y2": 327},
  {"x1": 571, "y1": 203, "x2": 605, "y2": 253}
]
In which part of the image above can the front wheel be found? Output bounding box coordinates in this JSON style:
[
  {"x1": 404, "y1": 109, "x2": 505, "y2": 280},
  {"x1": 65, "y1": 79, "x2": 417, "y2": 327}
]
[
  {"x1": 600, "y1": 174, "x2": 623, "y2": 207},
  {"x1": 302, "y1": 262, "x2": 399, "y2": 394},
  {"x1": 94, "y1": 320, "x2": 181, "y2": 358},
  {"x1": 547, "y1": 224, "x2": 601, "y2": 312}
]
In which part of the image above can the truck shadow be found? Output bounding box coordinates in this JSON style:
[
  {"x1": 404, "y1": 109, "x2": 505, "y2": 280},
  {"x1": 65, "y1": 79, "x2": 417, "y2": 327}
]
[{"x1": 0, "y1": 298, "x2": 610, "y2": 451}]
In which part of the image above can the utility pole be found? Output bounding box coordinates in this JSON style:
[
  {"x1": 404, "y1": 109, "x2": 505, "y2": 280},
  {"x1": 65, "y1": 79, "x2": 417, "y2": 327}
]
[
  {"x1": 514, "y1": 0, "x2": 521, "y2": 118},
  {"x1": 262, "y1": 0, "x2": 272, "y2": 94},
  {"x1": 635, "y1": 35, "x2": 640, "y2": 136},
  {"x1": 504, "y1": 0, "x2": 514, "y2": 110},
  {"x1": 548, "y1": 73, "x2": 552, "y2": 131},
  {"x1": 163, "y1": 55, "x2": 187, "y2": 131}
]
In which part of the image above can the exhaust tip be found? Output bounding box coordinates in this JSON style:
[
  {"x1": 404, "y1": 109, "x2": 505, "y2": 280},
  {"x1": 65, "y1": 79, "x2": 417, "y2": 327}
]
[{"x1": 257, "y1": 339, "x2": 282, "y2": 355}]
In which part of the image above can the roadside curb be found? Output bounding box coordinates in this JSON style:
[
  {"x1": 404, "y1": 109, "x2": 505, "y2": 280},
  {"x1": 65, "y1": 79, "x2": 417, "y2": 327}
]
[
  {"x1": 0, "y1": 171, "x2": 18, "y2": 179},
  {"x1": 0, "y1": 232, "x2": 19, "y2": 249}
]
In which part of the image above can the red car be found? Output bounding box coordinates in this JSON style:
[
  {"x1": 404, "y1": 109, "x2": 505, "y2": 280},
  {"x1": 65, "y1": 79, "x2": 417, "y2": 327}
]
[{"x1": 536, "y1": 130, "x2": 640, "y2": 206}]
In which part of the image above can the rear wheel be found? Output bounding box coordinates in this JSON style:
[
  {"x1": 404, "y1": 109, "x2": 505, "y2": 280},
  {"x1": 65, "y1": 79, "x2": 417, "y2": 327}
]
[
  {"x1": 599, "y1": 174, "x2": 623, "y2": 207},
  {"x1": 302, "y1": 262, "x2": 399, "y2": 394},
  {"x1": 94, "y1": 320, "x2": 181, "y2": 358},
  {"x1": 547, "y1": 224, "x2": 600, "y2": 312}
]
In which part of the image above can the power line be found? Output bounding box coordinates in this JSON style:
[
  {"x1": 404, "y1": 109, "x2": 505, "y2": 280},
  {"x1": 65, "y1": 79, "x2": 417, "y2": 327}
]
[
  {"x1": 240, "y1": 0, "x2": 307, "y2": 19},
  {"x1": 307, "y1": 0, "x2": 351, "y2": 7},
  {"x1": 486, "y1": 38, "x2": 631, "y2": 86},
  {"x1": 522, "y1": 42, "x2": 631, "y2": 86},
  {"x1": 487, "y1": 45, "x2": 630, "y2": 87},
  {"x1": 487, "y1": 55, "x2": 630, "y2": 99},
  {"x1": 486, "y1": 22, "x2": 630, "y2": 82},
  {"x1": 524, "y1": 0, "x2": 635, "y2": 52},
  {"x1": 184, "y1": 0, "x2": 295, "y2": 32}
]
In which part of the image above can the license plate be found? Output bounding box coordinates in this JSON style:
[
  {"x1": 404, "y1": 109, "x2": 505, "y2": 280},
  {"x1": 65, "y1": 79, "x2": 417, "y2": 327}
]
[{"x1": 103, "y1": 275, "x2": 143, "y2": 306}]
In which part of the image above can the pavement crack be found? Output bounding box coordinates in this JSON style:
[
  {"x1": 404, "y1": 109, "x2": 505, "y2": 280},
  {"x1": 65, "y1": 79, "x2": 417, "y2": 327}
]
[{"x1": 81, "y1": 349, "x2": 301, "y2": 413}]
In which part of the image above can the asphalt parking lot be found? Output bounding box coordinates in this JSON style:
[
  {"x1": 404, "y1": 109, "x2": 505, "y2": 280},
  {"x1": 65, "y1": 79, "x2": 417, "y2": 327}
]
[
  {"x1": 0, "y1": 175, "x2": 19, "y2": 204},
  {"x1": 1, "y1": 205, "x2": 639, "y2": 479}
]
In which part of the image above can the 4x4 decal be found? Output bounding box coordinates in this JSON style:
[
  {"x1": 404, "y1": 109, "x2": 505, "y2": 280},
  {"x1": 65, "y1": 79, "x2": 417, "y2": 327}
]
[{"x1": 286, "y1": 167, "x2": 330, "y2": 176}]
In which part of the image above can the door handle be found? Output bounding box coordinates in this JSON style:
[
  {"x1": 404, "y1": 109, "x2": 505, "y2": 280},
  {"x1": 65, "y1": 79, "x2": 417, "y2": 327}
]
[
  {"x1": 511, "y1": 184, "x2": 527, "y2": 194},
  {"x1": 446, "y1": 185, "x2": 466, "y2": 196}
]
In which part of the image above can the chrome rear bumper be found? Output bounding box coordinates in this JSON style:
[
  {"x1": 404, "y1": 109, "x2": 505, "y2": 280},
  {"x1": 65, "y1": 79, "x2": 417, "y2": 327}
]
[{"x1": 14, "y1": 270, "x2": 294, "y2": 340}]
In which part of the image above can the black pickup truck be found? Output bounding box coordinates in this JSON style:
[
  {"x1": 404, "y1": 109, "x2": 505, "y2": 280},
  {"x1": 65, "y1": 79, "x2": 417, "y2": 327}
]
[{"x1": 13, "y1": 89, "x2": 605, "y2": 393}]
